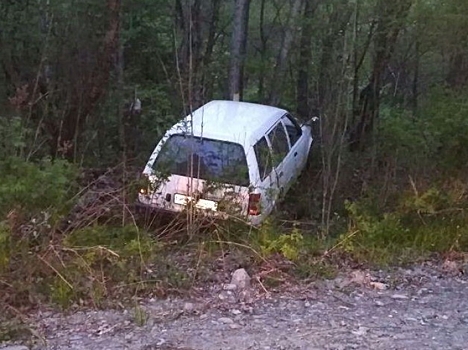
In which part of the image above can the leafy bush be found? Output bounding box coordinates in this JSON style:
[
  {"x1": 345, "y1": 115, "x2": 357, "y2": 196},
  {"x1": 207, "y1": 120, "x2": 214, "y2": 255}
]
[
  {"x1": 341, "y1": 182, "x2": 468, "y2": 266},
  {"x1": 378, "y1": 88, "x2": 468, "y2": 174},
  {"x1": 0, "y1": 157, "x2": 77, "y2": 219},
  {"x1": 0, "y1": 116, "x2": 26, "y2": 159},
  {"x1": 253, "y1": 219, "x2": 305, "y2": 261},
  {"x1": 0, "y1": 223, "x2": 163, "y2": 309},
  {"x1": 377, "y1": 107, "x2": 430, "y2": 169},
  {"x1": 421, "y1": 88, "x2": 468, "y2": 170}
]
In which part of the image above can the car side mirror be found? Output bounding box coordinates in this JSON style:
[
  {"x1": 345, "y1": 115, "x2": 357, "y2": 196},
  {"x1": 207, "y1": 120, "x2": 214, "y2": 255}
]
[{"x1": 301, "y1": 116, "x2": 319, "y2": 127}]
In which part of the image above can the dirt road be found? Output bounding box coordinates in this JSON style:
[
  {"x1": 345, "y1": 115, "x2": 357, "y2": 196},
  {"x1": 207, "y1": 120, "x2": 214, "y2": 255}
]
[{"x1": 2, "y1": 264, "x2": 468, "y2": 350}]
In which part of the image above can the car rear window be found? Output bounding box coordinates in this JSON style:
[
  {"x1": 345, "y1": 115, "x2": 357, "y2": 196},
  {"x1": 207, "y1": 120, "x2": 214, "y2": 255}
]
[{"x1": 153, "y1": 134, "x2": 250, "y2": 187}]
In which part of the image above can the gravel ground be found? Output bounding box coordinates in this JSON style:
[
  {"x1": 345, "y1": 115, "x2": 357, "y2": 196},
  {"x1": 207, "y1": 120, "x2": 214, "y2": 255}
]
[{"x1": 2, "y1": 263, "x2": 468, "y2": 350}]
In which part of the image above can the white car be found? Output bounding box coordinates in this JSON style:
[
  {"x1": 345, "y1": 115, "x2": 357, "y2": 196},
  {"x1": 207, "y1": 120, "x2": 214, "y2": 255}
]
[{"x1": 138, "y1": 100, "x2": 314, "y2": 225}]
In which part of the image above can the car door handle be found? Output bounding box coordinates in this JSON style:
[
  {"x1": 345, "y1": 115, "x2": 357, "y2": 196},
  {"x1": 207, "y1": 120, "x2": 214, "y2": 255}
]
[
  {"x1": 294, "y1": 152, "x2": 298, "y2": 157},
  {"x1": 279, "y1": 171, "x2": 283, "y2": 178}
]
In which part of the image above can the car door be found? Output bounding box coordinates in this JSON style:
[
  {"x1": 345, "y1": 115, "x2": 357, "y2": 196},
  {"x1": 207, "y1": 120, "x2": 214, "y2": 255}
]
[
  {"x1": 253, "y1": 136, "x2": 278, "y2": 215},
  {"x1": 281, "y1": 113, "x2": 312, "y2": 177},
  {"x1": 266, "y1": 121, "x2": 294, "y2": 197}
]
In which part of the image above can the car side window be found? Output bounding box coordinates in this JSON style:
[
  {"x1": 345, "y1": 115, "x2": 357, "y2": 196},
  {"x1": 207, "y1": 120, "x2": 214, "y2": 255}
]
[
  {"x1": 282, "y1": 114, "x2": 302, "y2": 146},
  {"x1": 253, "y1": 137, "x2": 272, "y2": 180},
  {"x1": 268, "y1": 122, "x2": 290, "y2": 166}
]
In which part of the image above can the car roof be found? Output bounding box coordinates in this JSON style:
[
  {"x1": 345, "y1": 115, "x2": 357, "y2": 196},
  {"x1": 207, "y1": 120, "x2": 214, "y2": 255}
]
[{"x1": 167, "y1": 100, "x2": 287, "y2": 148}]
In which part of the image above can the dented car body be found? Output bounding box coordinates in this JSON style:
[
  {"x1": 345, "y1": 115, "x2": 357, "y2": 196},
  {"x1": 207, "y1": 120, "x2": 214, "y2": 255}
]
[{"x1": 138, "y1": 100, "x2": 314, "y2": 225}]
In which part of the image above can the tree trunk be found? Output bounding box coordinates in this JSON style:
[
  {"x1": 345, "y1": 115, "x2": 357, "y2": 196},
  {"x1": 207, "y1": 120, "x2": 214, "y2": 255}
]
[
  {"x1": 412, "y1": 39, "x2": 419, "y2": 115},
  {"x1": 447, "y1": 51, "x2": 468, "y2": 88},
  {"x1": 349, "y1": 0, "x2": 413, "y2": 152},
  {"x1": 228, "y1": 0, "x2": 251, "y2": 101},
  {"x1": 351, "y1": 12, "x2": 376, "y2": 120},
  {"x1": 200, "y1": 0, "x2": 222, "y2": 102},
  {"x1": 268, "y1": 0, "x2": 303, "y2": 106},
  {"x1": 175, "y1": 0, "x2": 204, "y2": 108},
  {"x1": 296, "y1": 0, "x2": 318, "y2": 119},
  {"x1": 257, "y1": 0, "x2": 267, "y2": 102},
  {"x1": 317, "y1": 0, "x2": 352, "y2": 109},
  {"x1": 52, "y1": 0, "x2": 122, "y2": 160}
]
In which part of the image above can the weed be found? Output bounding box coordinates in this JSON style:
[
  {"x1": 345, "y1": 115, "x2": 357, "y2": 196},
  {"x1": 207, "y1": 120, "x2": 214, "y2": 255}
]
[
  {"x1": 255, "y1": 219, "x2": 304, "y2": 261},
  {"x1": 0, "y1": 156, "x2": 77, "y2": 219},
  {"x1": 133, "y1": 303, "x2": 148, "y2": 327},
  {"x1": 50, "y1": 277, "x2": 74, "y2": 310},
  {"x1": 340, "y1": 184, "x2": 468, "y2": 266},
  {"x1": 0, "y1": 319, "x2": 32, "y2": 343},
  {"x1": 294, "y1": 260, "x2": 337, "y2": 280},
  {"x1": 0, "y1": 223, "x2": 10, "y2": 272},
  {"x1": 261, "y1": 270, "x2": 285, "y2": 288}
]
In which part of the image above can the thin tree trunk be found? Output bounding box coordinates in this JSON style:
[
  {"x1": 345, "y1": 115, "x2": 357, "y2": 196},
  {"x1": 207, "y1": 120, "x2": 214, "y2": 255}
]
[
  {"x1": 447, "y1": 51, "x2": 468, "y2": 88},
  {"x1": 412, "y1": 39, "x2": 419, "y2": 115},
  {"x1": 175, "y1": 0, "x2": 203, "y2": 108},
  {"x1": 228, "y1": 0, "x2": 251, "y2": 101},
  {"x1": 116, "y1": 10, "x2": 126, "y2": 225},
  {"x1": 201, "y1": 0, "x2": 222, "y2": 102},
  {"x1": 317, "y1": 0, "x2": 352, "y2": 109},
  {"x1": 350, "y1": 0, "x2": 413, "y2": 152},
  {"x1": 54, "y1": 0, "x2": 122, "y2": 159},
  {"x1": 257, "y1": 0, "x2": 267, "y2": 102},
  {"x1": 268, "y1": 0, "x2": 302, "y2": 106},
  {"x1": 296, "y1": 0, "x2": 317, "y2": 118},
  {"x1": 352, "y1": 15, "x2": 376, "y2": 118}
]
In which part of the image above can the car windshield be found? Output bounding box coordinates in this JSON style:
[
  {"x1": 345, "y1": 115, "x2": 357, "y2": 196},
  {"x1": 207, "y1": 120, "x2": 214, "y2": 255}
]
[{"x1": 153, "y1": 134, "x2": 250, "y2": 187}]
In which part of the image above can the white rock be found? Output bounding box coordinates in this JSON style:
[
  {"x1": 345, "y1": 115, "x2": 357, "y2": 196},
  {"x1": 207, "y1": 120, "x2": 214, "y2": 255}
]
[
  {"x1": 218, "y1": 317, "x2": 234, "y2": 324},
  {"x1": 238, "y1": 289, "x2": 253, "y2": 304},
  {"x1": 350, "y1": 270, "x2": 371, "y2": 285},
  {"x1": 223, "y1": 283, "x2": 238, "y2": 291},
  {"x1": 1, "y1": 347, "x2": 29, "y2": 350},
  {"x1": 183, "y1": 302, "x2": 195, "y2": 312},
  {"x1": 391, "y1": 294, "x2": 409, "y2": 300},
  {"x1": 352, "y1": 326, "x2": 369, "y2": 336},
  {"x1": 370, "y1": 281, "x2": 387, "y2": 290},
  {"x1": 156, "y1": 338, "x2": 166, "y2": 346},
  {"x1": 230, "y1": 268, "x2": 251, "y2": 290}
]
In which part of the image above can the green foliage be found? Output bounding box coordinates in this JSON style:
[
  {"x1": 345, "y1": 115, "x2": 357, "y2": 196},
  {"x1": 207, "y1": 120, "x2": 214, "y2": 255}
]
[
  {"x1": 0, "y1": 319, "x2": 34, "y2": 343},
  {"x1": 420, "y1": 88, "x2": 468, "y2": 170},
  {"x1": 65, "y1": 225, "x2": 154, "y2": 256},
  {"x1": 294, "y1": 260, "x2": 337, "y2": 280},
  {"x1": 255, "y1": 219, "x2": 304, "y2": 261},
  {"x1": 340, "y1": 200, "x2": 410, "y2": 265},
  {"x1": 0, "y1": 116, "x2": 27, "y2": 158},
  {"x1": 49, "y1": 277, "x2": 74, "y2": 309},
  {"x1": 133, "y1": 303, "x2": 148, "y2": 327},
  {"x1": 378, "y1": 107, "x2": 429, "y2": 166},
  {"x1": 378, "y1": 88, "x2": 468, "y2": 173},
  {"x1": 64, "y1": 224, "x2": 157, "y2": 278},
  {"x1": 42, "y1": 225, "x2": 162, "y2": 307},
  {"x1": 0, "y1": 223, "x2": 10, "y2": 272},
  {"x1": 0, "y1": 157, "x2": 77, "y2": 218},
  {"x1": 341, "y1": 183, "x2": 468, "y2": 266}
]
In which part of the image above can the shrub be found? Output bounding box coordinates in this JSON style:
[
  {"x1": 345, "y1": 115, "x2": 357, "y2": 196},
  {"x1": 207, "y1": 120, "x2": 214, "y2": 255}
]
[
  {"x1": 377, "y1": 88, "x2": 468, "y2": 174},
  {"x1": 254, "y1": 219, "x2": 305, "y2": 261},
  {"x1": 0, "y1": 157, "x2": 78, "y2": 219},
  {"x1": 341, "y1": 182, "x2": 468, "y2": 266}
]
